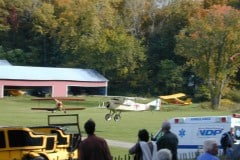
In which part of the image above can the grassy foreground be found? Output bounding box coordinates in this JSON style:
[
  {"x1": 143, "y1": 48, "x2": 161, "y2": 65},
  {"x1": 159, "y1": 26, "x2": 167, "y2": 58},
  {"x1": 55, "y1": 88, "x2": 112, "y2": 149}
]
[{"x1": 0, "y1": 95, "x2": 238, "y2": 157}]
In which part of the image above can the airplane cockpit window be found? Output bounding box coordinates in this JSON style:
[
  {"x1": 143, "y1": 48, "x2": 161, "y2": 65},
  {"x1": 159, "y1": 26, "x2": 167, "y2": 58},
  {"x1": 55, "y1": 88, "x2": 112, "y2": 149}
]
[{"x1": 111, "y1": 97, "x2": 124, "y2": 104}]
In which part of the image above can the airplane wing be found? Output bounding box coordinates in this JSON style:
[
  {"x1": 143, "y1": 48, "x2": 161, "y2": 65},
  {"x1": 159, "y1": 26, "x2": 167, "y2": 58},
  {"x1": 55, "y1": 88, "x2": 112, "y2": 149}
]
[
  {"x1": 112, "y1": 105, "x2": 146, "y2": 112},
  {"x1": 64, "y1": 107, "x2": 85, "y2": 110},
  {"x1": 159, "y1": 93, "x2": 186, "y2": 99},
  {"x1": 31, "y1": 107, "x2": 56, "y2": 111},
  {"x1": 31, "y1": 107, "x2": 85, "y2": 111},
  {"x1": 159, "y1": 93, "x2": 192, "y2": 105}
]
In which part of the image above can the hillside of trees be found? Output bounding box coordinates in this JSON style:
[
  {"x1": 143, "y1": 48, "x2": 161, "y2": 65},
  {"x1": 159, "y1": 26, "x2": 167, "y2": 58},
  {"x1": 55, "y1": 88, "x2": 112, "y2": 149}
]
[{"x1": 1, "y1": 0, "x2": 240, "y2": 108}]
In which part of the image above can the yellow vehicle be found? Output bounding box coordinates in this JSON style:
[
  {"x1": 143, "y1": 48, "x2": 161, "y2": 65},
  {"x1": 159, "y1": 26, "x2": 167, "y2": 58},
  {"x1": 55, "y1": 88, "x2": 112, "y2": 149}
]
[{"x1": 0, "y1": 114, "x2": 81, "y2": 160}]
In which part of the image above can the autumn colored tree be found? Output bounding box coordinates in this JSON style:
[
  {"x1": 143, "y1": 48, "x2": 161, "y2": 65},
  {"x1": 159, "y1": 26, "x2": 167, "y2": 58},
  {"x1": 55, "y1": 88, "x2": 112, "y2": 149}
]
[
  {"x1": 0, "y1": 0, "x2": 44, "y2": 66},
  {"x1": 2, "y1": 0, "x2": 240, "y2": 98},
  {"x1": 175, "y1": 5, "x2": 240, "y2": 109},
  {"x1": 0, "y1": 0, "x2": 10, "y2": 31}
]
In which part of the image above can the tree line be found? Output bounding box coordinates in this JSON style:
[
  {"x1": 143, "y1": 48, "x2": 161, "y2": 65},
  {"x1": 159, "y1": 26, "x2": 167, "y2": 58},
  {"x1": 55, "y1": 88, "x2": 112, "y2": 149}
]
[{"x1": 1, "y1": 0, "x2": 240, "y2": 108}]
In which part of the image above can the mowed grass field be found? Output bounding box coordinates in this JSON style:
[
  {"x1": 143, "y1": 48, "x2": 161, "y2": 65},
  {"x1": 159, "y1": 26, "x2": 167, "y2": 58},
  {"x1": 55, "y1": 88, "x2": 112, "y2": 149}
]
[{"x1": 0, "y1": 95, "x2": 239, "y2": 157}]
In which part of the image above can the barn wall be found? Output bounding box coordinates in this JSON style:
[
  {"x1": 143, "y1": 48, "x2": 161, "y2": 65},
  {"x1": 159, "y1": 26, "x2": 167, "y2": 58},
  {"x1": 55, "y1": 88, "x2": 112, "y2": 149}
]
[
  {"x1": 0, "y1": 85, "x2": 3, "y2": 98},
  {"x1": 0, "y1": 80, "x2": 107, "y2": 98}
]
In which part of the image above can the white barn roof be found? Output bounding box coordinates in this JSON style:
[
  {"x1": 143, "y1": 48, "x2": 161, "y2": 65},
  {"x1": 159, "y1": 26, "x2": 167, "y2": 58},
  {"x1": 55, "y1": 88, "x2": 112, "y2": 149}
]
[
  {"x1": 0, "y1": 65, "x2": 108, "y2": 82},
  {"x1": 0, "y1": 60, "x2": 12, "y2": 66}
]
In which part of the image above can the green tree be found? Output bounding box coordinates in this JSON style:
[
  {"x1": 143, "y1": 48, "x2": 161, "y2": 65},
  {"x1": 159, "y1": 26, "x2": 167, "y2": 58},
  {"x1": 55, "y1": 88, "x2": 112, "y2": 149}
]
[
  {"x1": 175, "y1": 5, "x2": 240, "y2": 109},
  {"x1": 156, "y1": 60, "x2": 184, "y2": 94},
  {"x1": 32, "y1": 0, "x2": 64, "y2": 66},
  {"x1": 0, "y1": 46, "x2": 36, "y2": 65},
  {"x1": 53, "y1": 0, "x2": 146, "y2": 95},
  {"x1": 146, "y1": 0, "x2": 202, "y2": 95}
]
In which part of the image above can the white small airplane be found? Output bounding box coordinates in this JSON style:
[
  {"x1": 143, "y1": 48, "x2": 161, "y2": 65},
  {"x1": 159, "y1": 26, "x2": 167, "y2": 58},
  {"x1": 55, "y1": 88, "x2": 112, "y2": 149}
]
[{"x1": 104, "y1": 97, "x2": 161, "y2": 121}]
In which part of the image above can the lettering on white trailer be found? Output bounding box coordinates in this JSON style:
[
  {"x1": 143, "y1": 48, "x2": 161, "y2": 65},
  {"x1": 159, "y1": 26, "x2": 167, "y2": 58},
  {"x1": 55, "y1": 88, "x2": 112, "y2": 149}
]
[{"x1": 198, "y1": 128, "x2": 223, "y2": 137}]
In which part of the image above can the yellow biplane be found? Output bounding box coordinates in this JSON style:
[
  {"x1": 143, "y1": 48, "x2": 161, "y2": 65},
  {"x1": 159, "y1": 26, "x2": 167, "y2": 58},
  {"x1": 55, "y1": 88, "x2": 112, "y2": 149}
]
[{"x1": 159, "y1": 93, "x2": 192, "y2": 105}]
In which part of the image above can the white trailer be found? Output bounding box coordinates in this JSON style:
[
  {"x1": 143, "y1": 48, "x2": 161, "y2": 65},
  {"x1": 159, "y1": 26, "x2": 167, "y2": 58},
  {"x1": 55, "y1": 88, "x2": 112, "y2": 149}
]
[{"x1": 152, "y1": 114, "x2": 240, "y2": 159}]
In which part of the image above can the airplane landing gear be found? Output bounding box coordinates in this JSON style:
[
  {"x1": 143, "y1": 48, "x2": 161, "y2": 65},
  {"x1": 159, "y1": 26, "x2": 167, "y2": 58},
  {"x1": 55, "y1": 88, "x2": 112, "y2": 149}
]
[
  {"x1": 105, "y1": 114, "x2": 112, "y2": 121},
  {"x1": 105, "y1": 110, "x2": 121, "y2": 122},
  {"x1": 114, "y1": 114, "x2": 121, "y2": 122}
]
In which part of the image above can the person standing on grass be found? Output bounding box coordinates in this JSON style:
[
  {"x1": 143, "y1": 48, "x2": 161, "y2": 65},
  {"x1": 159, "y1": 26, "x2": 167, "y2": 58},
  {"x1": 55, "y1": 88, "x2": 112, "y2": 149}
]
[{"x1": 78, "y1": 119, "x2": 112, "y2": 160}]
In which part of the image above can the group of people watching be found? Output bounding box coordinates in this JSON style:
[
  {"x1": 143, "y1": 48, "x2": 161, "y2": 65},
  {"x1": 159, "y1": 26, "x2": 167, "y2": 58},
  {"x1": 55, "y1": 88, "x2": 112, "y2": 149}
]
[
  {"x1": 77, "y1": 119, "x2": 177, "y2": 160},
  {"x1": 129, "y1": 121, "x2": 178, "y2": 160},
  {"x1": 77, "y1": 119, "x2": 239, "y2": 160},
  {"x1": 192, "y1": 128, "x2": 240, "y2": 160}
]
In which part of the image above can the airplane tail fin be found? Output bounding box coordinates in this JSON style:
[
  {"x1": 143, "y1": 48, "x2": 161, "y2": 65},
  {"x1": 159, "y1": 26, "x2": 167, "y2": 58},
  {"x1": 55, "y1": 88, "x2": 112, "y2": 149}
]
[{"x1": 148, "y1": 98, "x2": 161, "y2": 110}]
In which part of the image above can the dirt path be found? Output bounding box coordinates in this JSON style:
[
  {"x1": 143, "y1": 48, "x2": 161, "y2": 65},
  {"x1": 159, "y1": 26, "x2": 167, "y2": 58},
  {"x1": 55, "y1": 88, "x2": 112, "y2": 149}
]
[
  {"x1": 106, "y1": 139, "x2": 134, "y2": 148},
  {"x1": 82, "y1": 137, "x2": 134, "y2": 148}
]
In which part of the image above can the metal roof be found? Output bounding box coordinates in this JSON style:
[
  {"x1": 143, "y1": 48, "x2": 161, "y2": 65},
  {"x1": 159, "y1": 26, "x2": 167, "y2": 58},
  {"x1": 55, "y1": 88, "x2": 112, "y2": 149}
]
[
  {"x1": 0, "y1": 65, "x2": 108, "y2": 82},
  {"x1": 0, "y1": 60, "x2": 12, "y2": 66}
]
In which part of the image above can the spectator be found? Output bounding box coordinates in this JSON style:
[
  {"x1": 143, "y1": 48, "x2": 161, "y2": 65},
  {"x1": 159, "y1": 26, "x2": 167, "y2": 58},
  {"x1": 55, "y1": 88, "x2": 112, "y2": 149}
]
[
  {"x1": 78, "y1": 119, "x2": 112, "y2": 160},
  {"x1": 129, "y1": 129, "x2": 157, "y2": 160},
  {"x1": 220, "y1": 128, "x2": 235, "y2": 158},
  {"x1": 157, "y1": 149, "x2": 172, "y2": 160},
  {"x1": 232, "y1": 144, "x2": 240, "y2": 160},
  {"x1": 156, "y1": 121, "x2": 178, "y2": 160},
  {"x1": 197, "y1": 139, "x2": 219, "y2": 160}
]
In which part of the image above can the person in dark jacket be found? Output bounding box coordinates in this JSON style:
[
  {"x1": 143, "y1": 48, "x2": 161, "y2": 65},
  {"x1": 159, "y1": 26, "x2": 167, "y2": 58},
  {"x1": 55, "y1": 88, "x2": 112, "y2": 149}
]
[
  {"x1": 78, "y1": 119, "x2": 112, "y2": 160},
  {"x1": 220, "y1": 128, "x2": 235, "y2": 157},
  {"x1": 156, "y1": 121, "x2": 178, "y2": 160}
]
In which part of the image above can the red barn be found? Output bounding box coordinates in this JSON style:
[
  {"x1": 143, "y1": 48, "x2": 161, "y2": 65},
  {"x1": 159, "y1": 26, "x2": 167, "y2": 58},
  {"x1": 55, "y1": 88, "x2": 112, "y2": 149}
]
[{"x1": 0, "y1": 60, "x2": 108, "y2": 98}]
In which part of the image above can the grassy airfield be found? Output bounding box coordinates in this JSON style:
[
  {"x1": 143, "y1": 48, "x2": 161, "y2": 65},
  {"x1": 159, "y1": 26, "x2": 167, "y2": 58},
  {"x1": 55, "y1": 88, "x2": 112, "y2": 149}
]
[{"x1": 0, "y1": 95, "x2": 238, "y2": 157}]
